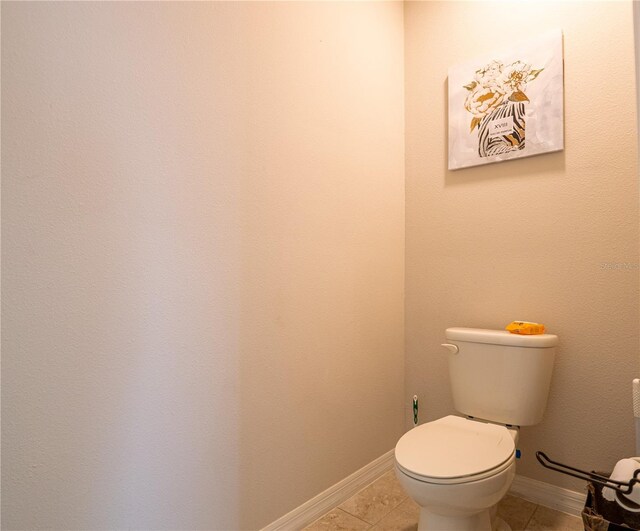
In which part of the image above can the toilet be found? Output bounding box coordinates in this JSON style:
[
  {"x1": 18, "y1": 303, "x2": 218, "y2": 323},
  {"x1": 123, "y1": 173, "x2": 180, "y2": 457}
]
[{"x1": 394, "y1": 327, "x2": 558, "y2": 531}]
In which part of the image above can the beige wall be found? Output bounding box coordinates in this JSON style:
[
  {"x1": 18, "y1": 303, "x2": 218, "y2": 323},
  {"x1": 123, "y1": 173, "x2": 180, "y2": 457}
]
[
  {"x1": 404, "y1": 1, "x2": 639, "y2": 491},
  {"x1": 1, "y1": 2, "x2": 405, "y2": 529}
]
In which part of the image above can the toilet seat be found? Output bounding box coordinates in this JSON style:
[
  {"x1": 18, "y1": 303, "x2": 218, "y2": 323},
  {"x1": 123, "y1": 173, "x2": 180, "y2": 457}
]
[{"x1": 395, "y1": 415, "x2": 515, "y2": 485}]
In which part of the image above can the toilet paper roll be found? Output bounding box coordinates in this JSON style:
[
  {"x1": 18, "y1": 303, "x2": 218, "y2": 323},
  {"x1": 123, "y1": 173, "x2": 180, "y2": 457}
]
[{"x1": 603, "y1": 458, "x2": 640, "y2": 511}]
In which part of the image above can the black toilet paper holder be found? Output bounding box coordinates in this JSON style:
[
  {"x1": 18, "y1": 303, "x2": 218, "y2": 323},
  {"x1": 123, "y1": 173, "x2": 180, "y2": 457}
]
[{"x1": 536, "y1": 451, "x2": 640, "y2": 495}]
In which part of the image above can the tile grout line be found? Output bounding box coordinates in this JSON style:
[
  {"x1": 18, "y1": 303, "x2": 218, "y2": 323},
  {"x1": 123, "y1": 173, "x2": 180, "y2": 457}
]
[
  {"x1": 337, "y1": 505, "x2": 378, "y2": 527},
  {"x1": 337, "y1": 471, "x2": 408, "y2": 527},
  {"x1": 368, "y1": 496, "x2": 409, "y2": 526},
  {"x1": 335, "y1": 507, "x2": 372, "y2": 527},
  {"x1": 304, "y1": 507, "x2": 372, "y2": 530},
  {"x1": 522, "y1": 504, "x2": 540, "y2": 531}
]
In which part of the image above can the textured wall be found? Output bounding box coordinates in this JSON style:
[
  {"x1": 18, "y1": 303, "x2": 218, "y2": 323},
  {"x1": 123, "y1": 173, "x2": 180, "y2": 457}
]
[
  {"x1": 404, "y1": 1, "x2": 639, "y2": 491},
  {"x1": 1, "y1": 2, "x2": 405, "y2": 529}
]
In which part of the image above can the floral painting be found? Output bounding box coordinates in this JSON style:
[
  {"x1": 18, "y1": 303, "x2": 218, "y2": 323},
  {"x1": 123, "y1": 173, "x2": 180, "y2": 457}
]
[{"x1": 448, "y1": 30, "x2": 563, "y2": 170}]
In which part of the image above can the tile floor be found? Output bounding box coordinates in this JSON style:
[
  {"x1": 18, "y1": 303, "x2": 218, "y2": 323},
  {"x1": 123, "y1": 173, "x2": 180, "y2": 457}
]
[{"x1": 303, "y1": 470, "x2": 584, "y2": 531}]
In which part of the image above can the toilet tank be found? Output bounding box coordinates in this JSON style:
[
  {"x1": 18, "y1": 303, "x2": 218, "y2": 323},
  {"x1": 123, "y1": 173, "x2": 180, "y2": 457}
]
[{"x1": 444, "y1": 328, "x2": 558, "y2": 426}]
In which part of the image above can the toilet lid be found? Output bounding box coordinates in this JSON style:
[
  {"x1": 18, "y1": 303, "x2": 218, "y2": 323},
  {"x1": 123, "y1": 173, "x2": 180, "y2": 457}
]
[{"x1": 395, "y1": 415, "x2": 515, "y2": 481}]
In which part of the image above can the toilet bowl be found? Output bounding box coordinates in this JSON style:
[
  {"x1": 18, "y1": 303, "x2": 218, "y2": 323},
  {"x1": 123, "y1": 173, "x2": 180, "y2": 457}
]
[
  {"x1": 395, "y1": 327, "x2": 558, "y2": 531},
  {"x1": 395, "y1": 415, "x2": 518, "y2": 531}
]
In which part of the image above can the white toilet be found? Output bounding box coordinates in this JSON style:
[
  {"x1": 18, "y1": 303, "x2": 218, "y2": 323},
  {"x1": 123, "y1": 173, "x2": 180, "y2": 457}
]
[{"x1": 394, "y1": 327, "x2": 558, "y2": 531}]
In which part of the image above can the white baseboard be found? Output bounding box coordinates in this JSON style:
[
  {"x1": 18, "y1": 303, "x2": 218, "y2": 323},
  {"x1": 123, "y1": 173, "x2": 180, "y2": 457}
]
[
  {"x1": 261, "y1": 449, "x2": 395, "y2": 531},
  {"x1": 509, "y1": 474, "x2": 587, "y2": 516},
  {"x1": 262, "y1": 453, "x2": 586, "y2": 530}
]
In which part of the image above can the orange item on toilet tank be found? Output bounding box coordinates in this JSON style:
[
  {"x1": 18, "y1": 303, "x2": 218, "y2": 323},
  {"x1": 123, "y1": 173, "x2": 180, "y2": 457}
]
[{"x1": 505, "y1": 321, "x2": 546, "y2": 335}]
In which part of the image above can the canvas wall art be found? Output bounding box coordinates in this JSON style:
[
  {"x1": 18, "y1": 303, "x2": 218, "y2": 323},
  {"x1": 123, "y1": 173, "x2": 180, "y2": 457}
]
[{"x1": 448, "y1": 29, "x2": 564, "y2": 170}]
